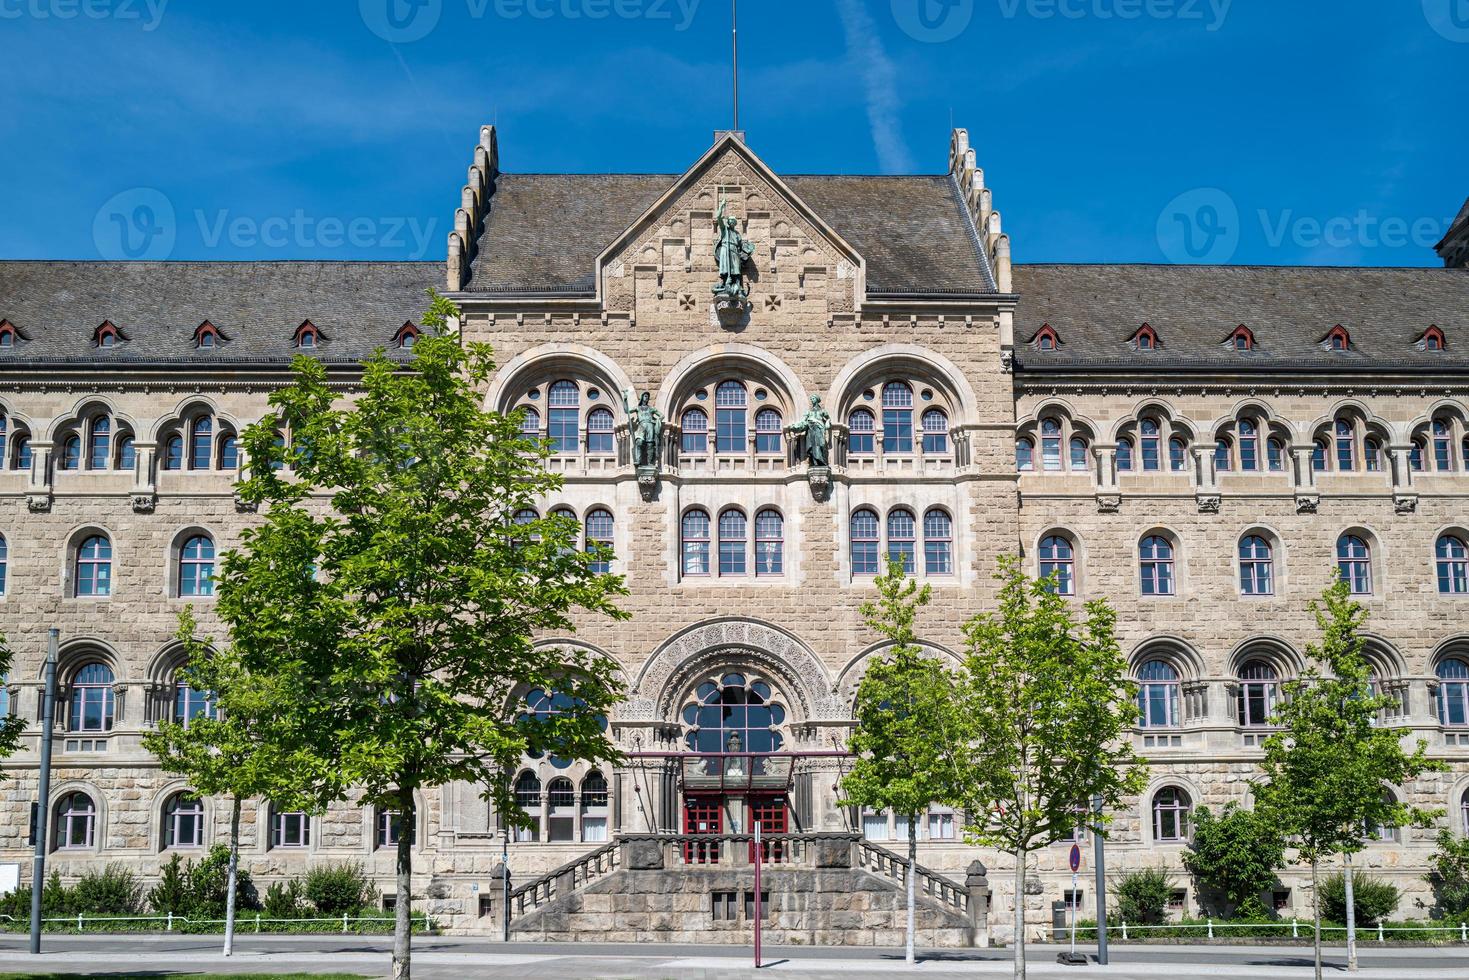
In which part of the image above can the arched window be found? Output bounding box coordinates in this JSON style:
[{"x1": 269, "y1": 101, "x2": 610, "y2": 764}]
[
  {"x1": 270, "y1": 807, "x2": 311, "y2": 849},
  {"x1": 585, "y1": 509, "x2": 614, "y2": 574},
  {"x1": 546, "y1": 776, "x2": 576, "y2": 842},
  {"x1": 1116, "y1": 438, "x2": 1135, "y2": 472},
  {"x1": 1070, "y1": 436, "x2": 1089, "y2": 471},
  {"x1": 1238, "y1": 420, "x2": 1259, "y2": 471},
  {"x1": 1410, "y1": 440, "x2": 1425, "y2": 472},
  {"x1": 0, "y1": 669, "x2": 9, "y2": 717},
  {"x1": 1366, "y1": 792, "x2": 1398, "y2": 843},
  {"x1": 849, "y1": 409, "x2": 875, "y2": 456},
  {"x1": 1239, "y1": 535, "x2": 1274, "y2": 596},
  {"x1": 12, "y1": 434, "x2": 31, "y2": 471},
  {"x1": 851, "y1": 508, "x2": 880, "y2": 575},
  {"x1": 581, "y1": 770, "x2": 609, "y2": 842},
  {"x1": 681, "y1": 509, "x2": 711, "y2": 577},
  {"x1": 174, "y1": 672, "x2": 216, "y2": 728},
  {"x1": 163, "y1": 793, "x2": 205, "y2": 848},
  {"x1": 755, "y1": 508, "x2": 783, "y2": 577},
  {"x1": 116, "y1": 434, "x2": 135, "y2": 472},
  {"x1": 513, "y1": 770, "x2": 542, "y2": 841},
  {"x1": 923, "y1": 508, "x2": 952, "y2": 576},
  {"x1": 1267, "y1": 437, "x2": 1286, "y2": 472},
  {"x1": 1337, "y1": 534, "x2": 1372, "y2": 595},
  {"x1": 682, "y1": 673, "x2": 786, "y2": 753},
  {"x1": 0, "y1": 533, "x2": 7, "y2": 597},
  {"x1": 55, "y1": 792, "x2": 96, "y2": 850},
  {"x1": 1312, "y1": 439, "x2": 1329, "y2": 473},
  {"x1": 755, "y1": 409, "x2": 783, "y2": 455},
  {"x1": 1237, "y1": 660, "x2": 1280, "y2": 727},
  {"x1": 217, "y1": 432, "x2": 238, "y2": 471},
  {"x1": 60, "y1": 434, "x2": 81, "y2": 470},
  {"x1": 1041, "y1": 418, "x2": 1062, "y2": 471},
  {"x1": 1438, "y1": 536, "x2": 1469, "y2": 594},
  {"x1": 715, "y1": 381, "x2": 748, "y2": 454},
  {"x1": 178, "y1": 535, "x2": 215, "y2": 597},
  {"x1": 519, "y1": 407, "x2": 541, "y2": 441},
  {"x1": 680, "y1": 407, "x2": 709, "y2": 454},
  {"x1": 1464, "y1": 436, "x2": 1469, "y2": 472},
  {"x1": 162, "y1": 434, "x2": 184, "y2": 471},
  {"x1": 1170, "y1": 437, "x2": 1189, "y2": 472},
  {"x1": 547, "y1": 381, "x2": 580, "y2": 455},
  {"x1": 921, "y1": 409, "x2": 949, "y2": 454},
  {"x1": 74, "y1": 535, "x2": 112, "y2": 597},
  {"x1": 1433, "y1": 420, "x2": 1454, "y2": 471},
  {"x1": 1152, "y1": 787, "x2": 1192, "y2": 842},
  {"x1": 1437, "y1": 659, "x2": 1469, "y2": 727},
  {"x1": 887, "y1": 508, "x2": 916, "y2": 574},
  {"x1": 1039, "y1": 535, "x2": 1074, "y2": 595},
  {"x1": 190, "y1": 416, "x2": 213, "y2": 470},
  {"x1": 882, "y1": 382, "x2": 914, "y2": 454},
  {"x1": 1015, "y1": 437, "x2": 1034, "y2": 472},
  {"x1": 1364, "y1": 437, "x2": 1383, "y2": 472},
  {"x1": 1139, "y1": 535, "x2": 1175, "y2": 596},
  {"x1": 1136, "y1": 661, "x2": 1180, "y2": 728},
  {"x1": 1336, "y1": 419, "x2": 1356, "y2": 471},
  {"x1": 586, "y1": 407, "x2": 615, "y2": 455},
  {"x1": 1140, "y1": 419, "x2": 1162, "y2": 472},
  {"x1": 1214, "y1": 438, "x2": 1233, "y2": 473},
  {"x1": 69, "y1": 663, "x2": 115, "y2": 732},
  {"x1": 718, "y1": 508, "x2": 747, "y2": 576},
  {"x1": 1461, "y1": 788, "x2": 1469, "y2": 836},
  {"x1": 87, "y1": 415, "x2": 111, "y2": 470}
]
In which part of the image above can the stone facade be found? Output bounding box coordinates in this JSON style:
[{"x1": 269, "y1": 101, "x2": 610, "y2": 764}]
[{"x1": 0, "y1": 127, "x2": 1467, "y2": 943}]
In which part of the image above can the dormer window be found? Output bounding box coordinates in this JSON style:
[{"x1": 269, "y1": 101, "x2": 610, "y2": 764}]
[
  {"x1": 1131, "y1": 324, "x2": 1160, "y2": 351},
  {"x1": 0, "y1": 320, "x2": 17, "y2": 349},
  {"x1": 1032, "y1": 324, "x2": 1060, "y2": 351},
  {"x1": 93, "y1": 321, "x2": 127, "y2": 349},
  {"x1": 194, "y1": 321, "x2": 225, "y2": 350},
  {"x1": 1229, "y1": 325, "x2": 1256, "y2": 351},
  {"x1": 394, "y1": 322, "x2": 420, "y2": 350},
  {"x1": 1422, "y1": 325, "x2": 1446, "y2": 352},
  {"x1": 294, "y1": 320, "x2": 322, "y2": 349},
  {"x1": 1324, "y1": 325, "x2": 1351, "y2": 352}
]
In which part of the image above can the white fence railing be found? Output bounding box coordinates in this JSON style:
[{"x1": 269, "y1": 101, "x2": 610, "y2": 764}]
[
  {"x1": 1051, "y1": 919, "x2": 1469, "y2": 943},
  {"x1": 0, "y1": 912, "x2": 426, "y2": 933}
]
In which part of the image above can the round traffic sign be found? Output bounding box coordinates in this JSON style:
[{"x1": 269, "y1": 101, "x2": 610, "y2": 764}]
[{"x1": 1069, "y1": 843, "x2": 1082, "y2": 873}]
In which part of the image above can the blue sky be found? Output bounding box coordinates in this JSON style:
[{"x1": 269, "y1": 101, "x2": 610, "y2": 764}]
[{"x1": 1, "y1": 0, "x2": 1465, "y2": 266}]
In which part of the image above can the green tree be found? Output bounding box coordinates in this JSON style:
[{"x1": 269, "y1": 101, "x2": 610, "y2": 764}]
[
  {"x1": 1110, "y1": 867, "x2": 1173, "y2": 926},
  {"x1": 951, "y1": 556, "x2": 1147, "y2": 980},
  {"x1": 839, "y1": 558, "x2": 964, "y2": 964},
  {"x1": 216, "y1": 292, "x2": 628, "y2": 980},
  {"x1": 1425, "y1": 830, "x2": 1469, "y2": 921},
  {"x1": 1182, "y1": 803, "x2": 1286, "y2": 917},
  {"x1": 144, "y1": 609, "x2": 332, "y2": 955},
  {"x1": 1253, "y1": 578, "x2": 1445, "y2": 979},
  {"x1": 0, "y1": 636, "x2": 25, "y2": 776}
]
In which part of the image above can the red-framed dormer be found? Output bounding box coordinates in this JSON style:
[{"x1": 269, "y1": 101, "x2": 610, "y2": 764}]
[
  {"x1": 93, "y1": 320, "x2": 128, "y2": 349},
  {"x1": 194, "y1": 320, "x2": 225, "y2": 350},
  {"x1": 394, "y1": 321, "x2": 421, "y2": 350},
  {"x1": 1228, "y1": 324, "x2": 1256, "y2": 351},
  {"x1": 1129, "y1": 323, "x2": 1160, "y2": 351},
  {"x1": 1030, "y1": 323, "x2": 1061, "y2": 351},
  {"x1": 0, "y1": 319, "x2": 22, "y2": 349},
  {"x1": 1322, "y1": 324, "x2": 1352, "y2": 352},
  {"x1": 294, "y1": 319, "x2": 323, "y2": 349},
  {"x1": 1419, "y1": 324, "x2": 1447, "y2": 352}
]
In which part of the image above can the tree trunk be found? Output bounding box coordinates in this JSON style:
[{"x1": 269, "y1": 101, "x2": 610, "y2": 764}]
[
  {"x1": 1013, "y1": 845, "x2": 1027, "y2": 980},
  {"x1": 1311, "y1": 855, "x2": 1322, "y2": 980},
  {"x1": 906, "y1": 814, "x2": 916, "y2": 965},
  {"x1": 1344, "y1": 853, "x2": 1357, "y2": 972},
  {"x1": 393, "y1": 794, "x2": 415, "y2": 980},
  {"x1": 223, "y1": 796, "x2": 241, "y2": 957}
]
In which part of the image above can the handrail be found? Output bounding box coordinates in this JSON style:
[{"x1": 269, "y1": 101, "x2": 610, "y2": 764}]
[
  {"x1": 510, "y1": 838, "x2": 621, "y2": 916},
  {"x1": 854, "y1": 837, "x2": 969, "y2": 913}
]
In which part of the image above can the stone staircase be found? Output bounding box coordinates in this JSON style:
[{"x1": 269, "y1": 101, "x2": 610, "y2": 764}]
[{"x1": 496, "y1": 833, "x2": 990, "y2": 947}]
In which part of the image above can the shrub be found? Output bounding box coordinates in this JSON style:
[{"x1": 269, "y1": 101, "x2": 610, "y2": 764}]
[
  {"x1": 147, "y1": 845, "x2": 258, "y2": 919},
  {"x1": 148, "y1": 854, "x2": 190, "y2": 916},
  {"x1": 303, "y1": 862, "x2": 376, "y2": 916},
  {"x1": 1182, "y1": 804, "x2": 1284, "y2": 917},
  {"x1": 1425, "y1": 830, "x2": 1469, "y2": 920},
  {"x1": 1321, "y1": 871, "x2": 1400, "y2": 926},
  {"x1": 69, "y1": 864, "x2": 144, "y2": 916},
  {"x1": 1111, "y1": 867, "x2": 1173, "y2": 925},
  {"x1": 262, "y1": 879, "x2": 307, "y2": 920}
]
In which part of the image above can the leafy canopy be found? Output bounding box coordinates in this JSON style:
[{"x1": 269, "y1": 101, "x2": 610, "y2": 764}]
[
  {"x1": 0, "y1": 633, "x2": 24, "y2": 779},
  {"x1": 1182, "y1": 803, "x2": 1286, "y2": 917}
]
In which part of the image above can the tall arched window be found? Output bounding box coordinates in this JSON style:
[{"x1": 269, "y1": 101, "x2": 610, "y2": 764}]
[
  {"x1": 87, "y1": 416, "x2": 111, "y2": 470},
  {"x1": 163, "y1": 793, "x2": 205, "y2": 848},
  {"x1": 12, "y1": 434, "x2": 31, "y2": 471},
  {"x1": 1335, "y1": 419, "x2": 1356, "y2": 471},
  {"x1": 581, "y1": 770, "x2": 609, "y2": 842},
  {"x1": 1139, "y1": 535, "x2": 1175, "y2": 596},
  {"x1": 546, "y1": 776, "x2": 576, "y2": 842},
  {"x1": 115, "y1": 434, "x2": 136, "y2": 472},
  {"x1": 1152, "y1": 787, "x2": 1192, "y2": 842},
  {"x1": 681, "y1": 509, "x2": 711, "y2": 577},
  {"x1": 1464, "y1": 436, "x2": 1469, "y2": 472},
  {"x1": 887, "y1": 508, "x2": 916, "y2": 574},
  {"x1": 755, "y1": 508, "x2": 783, "y2": 576},
  {"x1": 1239, "y1": 535, "x2": 1274, "y2": 596},
  {"x1": 681, "y1": 407, "x2": 709, "y2": 453},
  {"x1": 849, "y1": 409, "x2": 875, "y2": 456},
  {"x1": 1116, "y1": 438, "x2": 1135, "y2": 472},
  {"x1": 1140, "y1": 419, "x2": 1161, "y2": 471},
  {"x1": 755, "y1": 409, "x2": 783, "y2": 455},
  {"x1": 1364, "y1": 437, "x2": 1383, "y2": 472},
  {"x1": 882, "y1": 382, "x2": 914, "y2": 454},
  {"x1": 1438, "y1": 535, "x2": 1469, "y2": 594},
  {"x1": 74, "y1": 535, "x2": 112, "y2": 597},
  {"x1": 1233, "y1": 420, "x2": 1257, "y2": 471},
  {"x1": 547, "y1": 381, "x2": 580, "y2": 454},
  {"x1": 1433, "y1": 420, "x2": 1454, "y2": 471},
  {"x1": 1237, "y1": 660, "x2": 1279, "y2": 727},
  {"x1": 1410, "y1": 440, "x2": 1425, "y2": 472},
  {"x1": 1039, "y1": 535, "x2": 1074, "y2": 595},
  {"x1": 1015, "y1": 437, "x2": 1034, "y2": 472},
  {"x1": 1312, "y1": 439, "x2": 1329, "y2": 473},
  {"x1": 1337, "y1": 534, "x2": 1372, "y2": 595},
  {"x1": 174, "y1": 673, "x2": 216, "y2": 728},
  {"x1": 715, "y1": 381, "x2": 748, "y2": 454},
  {"x1": 586, "y1": 407, "x2": 615, "y2": 454},
  {"x1": 1267, "y1": 437, "x2": 1286, "y2": 472},
  {"x1": 1041, "y1": 418, "x2": 1063, "y2": 471},
  {"x1": 1170, "y1": 437, "x2": 1189, "y2": 472},
  {"x1": 585, "y1": 509, "x2": 614, "y2": 574},
  {"x1": 921, "y1": 409, "x2": 949, "y2": 454},
  {"x1": 513, "y1": 771, "x2": 542, "y2": 842},
  {"x1": 718, "y1": 508, "x2": 747, "y2": 576},
  {"x1": 178, "y1": 535, "x2": 215, "y2": 597},
  {"x1": 1070, "y1": 435, "x2": 1089, "y2": 471},
  {"x1": 60, "y1": 434, "x2": 81, "y2": 470},
  {"x1": 69, "y1": 663, "x2": 115, "y2": 732},
  {"x1": 162, "y1": 433, "x2": 184, "y2": 471},
  {"x1": 1214, "y1": 438, "x2": 1233, "y2": 472},
  {"x1": 190, "y1": 416, "x2": 213, "y2": 470},
  {"x1": 923, "y1": 508, "x2": 952, "y2": 576},
  {"x1": 851, "y1": 508, "x2": 880, "y2": 575},
  {"x1": 519, "y1": 407, "x2": 541, "y2": 441},
  {"x1": 55, "y1": 792, "x2": 96, "y2": 850},
  {"x1": 0, "y1": 533, "x2": 7, "y2": 597},
  {"x1": 1437, "y1": 659, "x2": 1469, "y2": 727},
  {"x1": 1136, "y1": 661, "x2": 1180, "y2": 728},
  {"x1": 217, "y1": 432, "x2": 238, "y2": 471}
]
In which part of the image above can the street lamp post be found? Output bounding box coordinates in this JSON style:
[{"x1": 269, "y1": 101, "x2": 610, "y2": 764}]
[
  {"x1": 29, "y1": 628, "x2": 59, "y2": 955},
  {"x1": 1092, "y1": 793, "x2": 1108, "y2": 966}
]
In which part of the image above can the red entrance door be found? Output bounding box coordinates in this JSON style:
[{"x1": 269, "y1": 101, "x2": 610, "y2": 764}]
[
  {"x1": 747, "y1": 796, "x2": 788, "y2": 862},
  {"x1": 683, "y1": 797, "x2": 722, "y2": 865}
]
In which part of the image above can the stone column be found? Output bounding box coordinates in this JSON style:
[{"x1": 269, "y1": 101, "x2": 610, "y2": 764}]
[
  {"x1": 966, "y1": 860, "x2": 992, "y2": 948},
  {"x1": 1389, "y1": 444, "x2": 1418, "y2": 513},
  {"x1": 1290, "y1": 445, "x2": 1319, "y2": 513},
  {"x1": 1093, "y1": 444, "x2": 1119, "y2": 512}
]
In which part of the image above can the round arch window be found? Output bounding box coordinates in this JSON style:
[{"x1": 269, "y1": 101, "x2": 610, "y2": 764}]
[{"x1": 681, "y1": 673, "x2": 787, "y2": 754}]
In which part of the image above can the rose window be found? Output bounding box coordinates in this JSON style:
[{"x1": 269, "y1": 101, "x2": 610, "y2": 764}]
[{"x1": 681, "y1": 673, "x2": 787, "y2": 753}]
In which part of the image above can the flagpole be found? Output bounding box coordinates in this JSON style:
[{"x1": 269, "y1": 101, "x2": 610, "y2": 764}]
[{"x1": 731, "y1": 0, "x2": 739, "y2": 133}]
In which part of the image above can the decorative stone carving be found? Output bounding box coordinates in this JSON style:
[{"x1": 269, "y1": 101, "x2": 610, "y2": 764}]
[
  {"x1": 1294, "y1": 493, "x2": 1320, "y2": 514},
  {"x1": 1095, "y1": 493, "x2": 1121, "y2": 514},
  {"x1": 636, "y1": 465, "x2": 659, "y2": 502},
  {"x1": 999, "y1": 349, "x2": 1014, "y2": 373},
  {"x1": 1394, "y1": 492, "x2": 1419, "y2": 515},
  {"x1": 26, "y1": 492, "x2": 51, "y2": 513},
  {"x1": 1195, "y1": 493, "x2": 1221, "y2": 514},
  {"x1": 130, "y1": 492, "x2": 156, "y2": 514},
  {"x1": 714, "y1": 293, "x2": 750, "y2": 328},
  {"x1": 807, "y1": 465, "x2": 831, "y2": 502}
]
